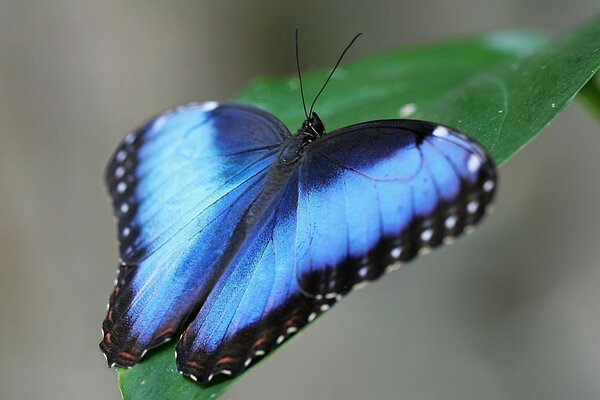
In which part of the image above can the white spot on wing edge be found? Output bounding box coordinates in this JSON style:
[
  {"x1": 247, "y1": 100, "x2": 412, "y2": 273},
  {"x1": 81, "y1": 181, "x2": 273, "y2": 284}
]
[
  {"x1": 114, "y1": 166, "x2": 125, "y2": 179},
  {"x1": 116, "y1": 182, "x2": 127, "y2": 194},
  {"x1": 468, "y1": 154, "x2": 482, "y2": 173},
  {"x1": 391, "y1": 247, "x2": 402, "y2": 259},
  {"x1": 483, "y1": 180, "x2": 495, "y2": 192},
  {"x1": 115, "y1": 149, "x2": 127, "y2": 163},
  {"x1": 358, "y1": 266, "x2": 368, "y2": 278},
  {"x1": 445, "y1": 215, "x2": 458, "y2": 229},
  {"x1": 432, "y1": 126, "x2": 449, "y2": 138},
  {"x1": 152, "y1": 115, "x2": 168, "y2": 131},
  {"x1": 420, "y1": 228, "x2": 434, "y2": 242},
  {"x1": 201, "y1": 101, "x2": 219, "y2": 112},
  {"x1": 467, "y1": 200, "x2": 479, "y2": 214},
  {"x1": 120, "y1": 203, "x2": 130, "y2": 214},
  {"x1": 124, "y1": 132, "x2": 135, "y2": 145}
]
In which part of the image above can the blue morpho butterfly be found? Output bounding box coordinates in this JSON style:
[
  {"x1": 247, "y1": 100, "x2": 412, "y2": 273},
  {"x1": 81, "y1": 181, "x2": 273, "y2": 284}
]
[{"x1": 100, "y1": 33, "x2": 496, "y2": 384}]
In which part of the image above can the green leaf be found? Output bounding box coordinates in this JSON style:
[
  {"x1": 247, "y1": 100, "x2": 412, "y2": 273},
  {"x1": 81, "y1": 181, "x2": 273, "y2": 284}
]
[
  {"x1": 117, "y1": 15, "x2": 600, "y2": 400},
  {"x1": 117, "y1": 342, "x2": 231, "y2": 400},
  {"x1": 578, "y1": 75, "x2": 600, "y2": 124}
]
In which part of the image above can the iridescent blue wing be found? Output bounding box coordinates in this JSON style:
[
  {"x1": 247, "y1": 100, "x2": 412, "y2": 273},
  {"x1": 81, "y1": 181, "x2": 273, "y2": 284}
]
[
  {"x1": 176, "y1": 173, "x2": 339, "y2": 382},
  {"x1": 100, "y1": 102, "x2": 289, "y2": 367},
  {"x1": 295, "y1": 120, "x2": 496, "y2": 296},
  {"x1": 174, "y1": 119, "x2": 496, "y2": 383}
]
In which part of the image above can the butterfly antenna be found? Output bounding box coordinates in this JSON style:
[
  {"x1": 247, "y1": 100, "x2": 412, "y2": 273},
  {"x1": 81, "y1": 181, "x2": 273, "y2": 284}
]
[
  {"x1": 308, "y1": 33, "x2": 362, "y2": 116},
  {"x1": 295, "y1": 29, "x2": 309, "y2": 120}
]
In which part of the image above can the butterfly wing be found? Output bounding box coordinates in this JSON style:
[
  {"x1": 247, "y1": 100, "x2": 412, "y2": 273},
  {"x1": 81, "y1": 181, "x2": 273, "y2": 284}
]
[
  {"x1": 295, "y1": 119, "x2": 496, "y2": 296},
  {"x1": 100, "y1": 102, "x2": 289, "y2": 367},
  {"x1": 175, "y1": 119, "x2": 495, "y2": 383},
  {"x1": 176, "y1": 173, "x2": 337, "y2": 382}
]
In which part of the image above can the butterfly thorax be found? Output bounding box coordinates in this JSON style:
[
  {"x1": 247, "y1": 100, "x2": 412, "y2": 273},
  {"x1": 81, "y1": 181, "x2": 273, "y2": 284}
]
[
  {"x1": 279, "y1": 112, "x2": 325, "y2": 164},
  {"x1": 245, "y1": 112, "x2": 325, "y2": 231}
]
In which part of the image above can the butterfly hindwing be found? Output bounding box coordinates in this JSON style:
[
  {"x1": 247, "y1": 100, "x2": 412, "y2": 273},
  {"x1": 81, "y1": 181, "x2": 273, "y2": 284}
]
[
  {"x1": 101, "y1": 103, "x2": 289, "y2": 367},
  {"x1": 294, "y1": 120, "x2": 497, "y2": 296},
  {"x1": 176, "y1": 173, "x2": 337, "y2": 382}
]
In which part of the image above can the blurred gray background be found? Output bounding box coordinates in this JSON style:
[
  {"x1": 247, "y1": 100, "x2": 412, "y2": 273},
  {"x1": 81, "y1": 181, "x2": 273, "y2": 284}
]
[{"x1": 1, "y1": 1, "x2": 600, "y2": 399}]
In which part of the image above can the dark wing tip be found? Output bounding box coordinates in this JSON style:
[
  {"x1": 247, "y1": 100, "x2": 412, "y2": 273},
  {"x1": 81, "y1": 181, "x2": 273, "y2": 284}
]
[
  {"x1": 174, "y1": 294, "x2": 339, "y2": 384},
  {"x1": 99, "y1": 336, "x2": 142, "y2": 369},
  {"x1": 101, "y1": 266, "x2": 180, "y2": 370},
  {"x1": 100, "y1": 325, "x2": 179, "y2": 369}
]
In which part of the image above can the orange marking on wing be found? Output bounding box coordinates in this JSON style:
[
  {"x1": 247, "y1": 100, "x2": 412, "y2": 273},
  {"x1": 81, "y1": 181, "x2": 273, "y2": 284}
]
[
  {"x1": 107, "y1": 310, "x2": 113, "y2": 322},
  {"x1": 252, "y1": 337, "x2": 267, "y2": 348},
  {"x1": 156, "y1": 327, "x2": 175, "y2": 339},
  {"x1": 216, "y1": 357, "x2": 237, "y2": 365},
  {"x1": 119, "y1": 351, "x2": 138, "y2": 361},
  {"x1": 186, "y1": 360, "x2": 203, "y2": 369},
  {"x1": 104, "y1": 332, "x2": 112, "y2": 344},
  {"x1": 114, "y1": 287, "x2": 120, "y2": 295}
]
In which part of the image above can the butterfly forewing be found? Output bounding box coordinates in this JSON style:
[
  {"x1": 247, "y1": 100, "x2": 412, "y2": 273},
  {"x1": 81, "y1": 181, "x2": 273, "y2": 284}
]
[
  {"x1": 294, "y1": 120, "x2": 496, "y2": 296},
  {"x1": 101, "y1": 103, "x2": 289, "y2": 367}
]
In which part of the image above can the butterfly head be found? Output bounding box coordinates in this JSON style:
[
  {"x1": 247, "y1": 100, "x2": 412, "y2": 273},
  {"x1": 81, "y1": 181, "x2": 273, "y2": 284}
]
[
  {"x1": 294, "y1": 31, "x2": 360, "y2": 145},
  {"x1": 300, "y1": 112, "x2": 325, "y2": 142}
]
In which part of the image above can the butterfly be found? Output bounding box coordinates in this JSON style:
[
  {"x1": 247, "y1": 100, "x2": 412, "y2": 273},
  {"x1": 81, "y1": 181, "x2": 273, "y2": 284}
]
[{"x1": 100, "y1": 33, "x2": 496, "y2": 384}]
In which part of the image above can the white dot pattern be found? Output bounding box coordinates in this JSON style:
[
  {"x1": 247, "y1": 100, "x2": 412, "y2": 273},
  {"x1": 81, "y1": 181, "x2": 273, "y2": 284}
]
[
  {"x1": 468, "y1": 154, "x2": 482, "y2": 173},
  {"x1": 115, "y1": 166, "x2": 125, "y2": 179},
  {"x1": 432, "y1": 126, "x2": 449, "y2": 138},
  {"x1": 116, "y1": 182, "x2": 127, "y2": 194},
  {"x1": 445, "y1": 215, "x2": 457, "y2": 229},
  {"x1": 420, "y1": 228, "x2": 433, "y2": 242},
  {"x1": 116, "y1": 149, "x2": 127, "y2": 163},
  {"x1": 467, "y1": 200, "x2": 479, "y2": 214}
]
